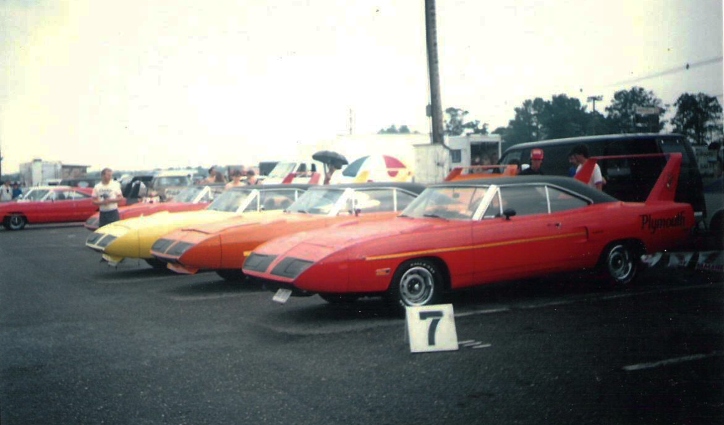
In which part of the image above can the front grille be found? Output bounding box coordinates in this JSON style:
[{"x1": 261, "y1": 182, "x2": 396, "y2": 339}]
[{"x1": 152, "y1": 238, "x2": 175, "y2": 254}]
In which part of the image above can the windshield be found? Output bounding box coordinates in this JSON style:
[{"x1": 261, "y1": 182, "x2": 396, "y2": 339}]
[
  {"x1": 171, "y1": 186, "x2": 206, "y2": 203},
  {"x1": 267, "y1": 162, "x2": 298, "y2": 178},
  {"x1": 206, "y1": 189, "x2": 254, "y2": 212},
  {"x1": 22, "y1": 189, "x2": 51, "y2": 201},
  {"x1": 401, "y1": 186, "x2": 489, "y2": 220},
  {"x1": 286, "y1": 188, "x2": 345, "y2": 215},
  {"x1": 152, "y1": 176, "x2": 190, "y2": 188}
]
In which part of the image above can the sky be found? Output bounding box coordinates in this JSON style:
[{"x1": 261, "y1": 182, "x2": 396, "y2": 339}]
[{"x1": 0, "y1": 0, "x2": 722, "y2": 174}]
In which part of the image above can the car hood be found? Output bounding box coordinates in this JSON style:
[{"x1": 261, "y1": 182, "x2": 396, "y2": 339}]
[
  {"x1": 120, "y1": 201, "x2": 186, "y2": 215},
  {"x1": 178, "y1": 210, "x2": 288, "y2": 235},
  {"x1": 105, "y1": 210, "x2": 234, "y2": 231},
  {"x1": 258, "y1": 216, "x2": 442, "y2": 259}
]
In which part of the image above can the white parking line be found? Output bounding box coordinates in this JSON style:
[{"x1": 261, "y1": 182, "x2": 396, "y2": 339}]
[
  {"x1": 453, "y1": 282, "x2": 720, "y2": 318},
  {"x1": 167, "y1": 293, "x2": 250, "y2": 301},
  {"x1": 623, "y1": 352, "x2": 722, "y2": 371},
  {"x1": 455, "y1": 308, "x2": 511, "y2": 317}
]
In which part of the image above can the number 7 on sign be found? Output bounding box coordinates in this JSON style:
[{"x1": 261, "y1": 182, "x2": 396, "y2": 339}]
[
  {"x1": 406, "y1": 304, "x2": 458, "y2": 353},
  {"x1": 419, "y1": 310, "x2": 443, "y2": 346}
]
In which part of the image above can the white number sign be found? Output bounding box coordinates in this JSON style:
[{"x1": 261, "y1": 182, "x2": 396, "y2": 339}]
[{"x1": 406, "y1": 304, "x2": 458, "y2": 353}]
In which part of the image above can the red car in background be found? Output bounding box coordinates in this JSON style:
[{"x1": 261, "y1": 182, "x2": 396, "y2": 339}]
[
  {"x1": 1, "y1": 186, "x2": 108, "y2": 230},
  {"x1": 84, "y1": 184, "x2": 224, "y2": 230}
]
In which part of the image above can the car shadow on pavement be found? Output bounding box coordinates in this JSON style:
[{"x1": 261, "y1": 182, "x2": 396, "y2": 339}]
[
  {"x1": 270, "y1": 296, "x2": 403, "y2": 322},
  {"x1": 163, "y1": 277, "x2": 268, "y2": 297},
  {"x1": 91, "y1": 265, "x2": 175, "y2": 280}
]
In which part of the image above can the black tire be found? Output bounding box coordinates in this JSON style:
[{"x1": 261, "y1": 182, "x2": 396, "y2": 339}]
[
  {"x1": 5, "y1": 214, "x2": 27, "y2": 231},
  {"x1": 216, "y1": 269, "x2": 246, "y2": 282},
  {"x1": 388, "y1": 259, "x2": 444, "y2": 307},
  {"x1": 145, "y1": 258, "x2": 168, "y2": 270},
  {"x1": 599, "y1": 243, "x2": 639, "y2": 286},
  {"x1": 319, "y1": 293, "x2": 359, "y2": 304},
  {"x1": 709, "y1": 212, "x2": 724, "y2": 250}
]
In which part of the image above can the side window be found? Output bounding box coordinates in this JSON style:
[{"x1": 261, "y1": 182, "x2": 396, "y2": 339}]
[
  {"x1": 395, "y1": 190, "x2": 418, "y2": 211},
  {"x1": 348, "y1": 189, "x2": 386, "y2": 213},
  {"x1": 601, "y1": 140, "x2": 632, "y2": 179},
  {"x1": 500, "y1": 150, "x2": 523, "y2": 167},
  {"x1": 547, "y1": 186, "x2": 589, "y2": 213},
  {"x1": 67, "y1": 190, "x2": 89, "y2": 200},
  {"x1": 499, "y1": 186, "x2": 549, "y2": 216},
  {"x1": 450, "y1": 149, "x2": 462, "y2": 164},
  {"x1": 658, "y1": 137, "x2": 692, "y2": 165}
]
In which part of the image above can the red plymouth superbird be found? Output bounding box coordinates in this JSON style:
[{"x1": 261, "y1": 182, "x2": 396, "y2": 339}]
[{"x1": 243, "y1": 154, "x2": 695, "y2": 307}]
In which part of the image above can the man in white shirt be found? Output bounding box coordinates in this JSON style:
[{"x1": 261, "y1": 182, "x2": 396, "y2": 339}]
[
  {"x1": 570, "y1": 144, "x2": 604, "y2": 190},
  {"x1": 92, "y1": 168, "x2": 124, "y2": 227},
  {"x1": 0, "y1": 181, "x2": 12, "y2": 202}
]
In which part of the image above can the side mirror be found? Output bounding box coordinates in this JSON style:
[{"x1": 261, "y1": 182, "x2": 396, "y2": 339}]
[{"x1": 503, "y1": 208, "x2": 516, "y2": 220}]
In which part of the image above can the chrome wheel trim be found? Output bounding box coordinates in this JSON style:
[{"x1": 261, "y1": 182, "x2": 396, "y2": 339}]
[
  {"x1": 607, "y1": 245, "x2": 634, "y2": 283},
  {"x1": 398, "y1": 266, "x2": 435, "y2": 306}
]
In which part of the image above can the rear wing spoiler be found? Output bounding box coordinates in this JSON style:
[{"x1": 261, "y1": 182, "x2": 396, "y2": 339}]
[
  {"x1": 575, "y1": 153, "x2": 682, "y2": 204},
  {"x1": 444, "y1": 164, "x2": 519, "y2": 181},
  {"x1": 281, "y1": 171, "x2": 322, "y2": 185}
]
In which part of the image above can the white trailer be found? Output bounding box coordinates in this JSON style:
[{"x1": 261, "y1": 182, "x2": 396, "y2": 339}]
[
  {"x1": 413, "y1": 134, "x2": 503, "y2": 184},
  {"x1": 19, "y1": 159, "x2": 63, "y2": 186}
]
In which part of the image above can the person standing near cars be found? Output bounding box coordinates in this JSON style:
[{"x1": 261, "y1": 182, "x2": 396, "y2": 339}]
[
  {"x1": 225, "y1": 169, "x2": 245, "y2": 188},
  {"x1": 569, "y1": 144, "x2": 604, "y2": 190},
  {"x1": 245, "y1": 169, "x2": 259, "y2": 185},
  {"x1": 12, "y1": 182, "x2": 22, "y2": 200},
  {"x1": 519, "y1": 149, "x2": 545, "y2": 175},
  {"x1": 0, "y1": 181, "x2": 12, "y2": 202},
  {"x1": 92, "y1": 168, "x2": 124, "y2": 227}
]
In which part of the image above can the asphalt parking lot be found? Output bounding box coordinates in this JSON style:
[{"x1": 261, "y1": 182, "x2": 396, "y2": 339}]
[{"x1": 1, "y1": 224, "x2": 723, "y2": 425}]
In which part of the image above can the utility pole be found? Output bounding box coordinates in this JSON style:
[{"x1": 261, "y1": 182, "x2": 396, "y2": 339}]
[
  {"x1": 425, "y1": 0, "x2": 444, "y2": 145},
  {"x1": 348, "y1": 108, "x2": 354, "y2": 135},
  {"x1": 587, "y1": 95, "x2": 603, "y2": 113}
]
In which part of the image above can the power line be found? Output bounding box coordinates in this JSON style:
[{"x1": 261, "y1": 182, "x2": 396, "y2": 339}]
[{"x1": 605, "y1": 56, "x2": 723, "y2": 88}]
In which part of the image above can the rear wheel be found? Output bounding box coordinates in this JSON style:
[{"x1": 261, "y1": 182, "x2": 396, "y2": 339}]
[
  {"x1": 709, "y1": 212, "x2": 723, "y2": 250},
  {"x1": 388, "y1": 259, "x2": 444, "y2": 307},
  {"x1": 4, "y1": 214, "x2": 27, "y2": 231},
  {"x1": 600, "y1": 243, "x2": 639, "y2": 286},
  {"x1": 216, "y1": 269, "x2": 246, "y2": 282}
]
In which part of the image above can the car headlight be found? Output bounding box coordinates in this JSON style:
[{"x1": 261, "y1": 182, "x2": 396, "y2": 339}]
[
  {"x1": 244, "y1": 253, "x2": 277, "y2": 273},
  {"x1": 152, "y1": 238, "x2": 176, "y2": 254},
  {"x1": 166, "y1": 242, "x2": 194, "y2": 257},
  {"x1": 86, "y1": 233, "x2": 117, "y2": 248},
  {"x1": 271, "y1": 257, "x2": 313, "y2": 279}
]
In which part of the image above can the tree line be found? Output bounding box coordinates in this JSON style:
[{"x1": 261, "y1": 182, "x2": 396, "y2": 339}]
[{"x1": 379, "y1": 86, "x2": 723, "y2": 146}]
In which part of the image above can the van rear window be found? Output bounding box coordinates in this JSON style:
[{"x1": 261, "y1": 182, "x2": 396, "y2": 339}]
[{"x1": 658, "y1": 138, "x2": 692, "y2": 165}]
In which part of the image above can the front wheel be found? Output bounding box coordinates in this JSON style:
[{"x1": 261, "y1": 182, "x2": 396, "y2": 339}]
[
  {"x1": 216, "y1": 269, "x2": 246, "y2": 282},
  {"x1": 388, "y1": 259, "x2": 444, "y2": 307},
  {"x1": 4, "y1": 214, "x2": 27, "y2": 231},
  {"x1": 600, "y1": 243, "x2": 639, "y2": 286},
  {"x1": 145, "y1": 258, "x2": 168, "y2": 270}
]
